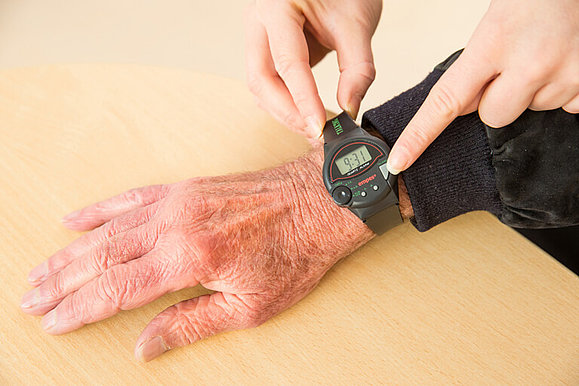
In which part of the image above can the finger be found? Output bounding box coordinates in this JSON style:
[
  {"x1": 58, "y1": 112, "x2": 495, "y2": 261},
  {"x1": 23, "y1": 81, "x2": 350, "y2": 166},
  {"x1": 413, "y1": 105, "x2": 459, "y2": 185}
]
[
  {"x1": 530, "y1": 83, "x2": 579, "y2": 111},
  {"x1": 335, "y1": 26, "x2": 376, "y2": 119},
  {"x1": 245, "y1": 6, "x2": 306, "y2": 134},
  {"x1": 258, "y1": 3, "x2": 326, "y2": 135},
  {"x1": 562, "y1": 94, "x2": 579, "y2": 114},
  {"x1": 21, "y1": 224, "x2": 158, "y2": 315},
  {"x1": 40, "y1": 250, "x2": 188, "y2": 335},
  {"x1": 27, "y1": 203, "x2": 159, "y2": 286},
  {"x1": 386, "y1": 52, "x2": 497, "y2": 174},
  {"x1": 135, "y1": 292, "x2": 262, "y2": 362},
  {"x1": 62, "y1": 184, "x2": 169, "y2": 231},
  {"x1": 478, "y1": 72, "x2": 541, "y2": 128}
]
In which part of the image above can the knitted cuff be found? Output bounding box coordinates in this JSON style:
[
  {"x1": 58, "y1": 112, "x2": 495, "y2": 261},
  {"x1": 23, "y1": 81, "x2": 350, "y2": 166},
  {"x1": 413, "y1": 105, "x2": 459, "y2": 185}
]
[{"x1": 362, "y1": 69, "x2": 502, "y2": 231}]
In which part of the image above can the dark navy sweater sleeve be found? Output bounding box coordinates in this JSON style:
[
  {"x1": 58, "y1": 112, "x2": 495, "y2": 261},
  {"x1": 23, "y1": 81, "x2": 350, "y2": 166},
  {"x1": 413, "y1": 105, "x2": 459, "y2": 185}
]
[{"x1": 362, "y1": 68, "x2": 502, "y2": 231}]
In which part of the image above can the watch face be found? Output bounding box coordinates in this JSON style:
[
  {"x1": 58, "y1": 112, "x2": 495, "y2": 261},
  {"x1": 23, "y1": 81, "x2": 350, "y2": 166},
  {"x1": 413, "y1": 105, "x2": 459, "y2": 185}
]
[
  {"x1": 329, "y1": 141, "x2": 384, "y2": 182},
  {"x1": 335, "y1": 145, "x2": 372, "y2": 175},
  {"x1": 323, "y1": 137, "x2": 393, "y2": 210}
]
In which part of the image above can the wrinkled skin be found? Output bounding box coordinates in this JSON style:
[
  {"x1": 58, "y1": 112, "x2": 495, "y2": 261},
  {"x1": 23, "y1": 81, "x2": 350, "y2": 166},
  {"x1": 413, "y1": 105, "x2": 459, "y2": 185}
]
[
  {"x1": 387, "y1": 0, "x2": 579, "y2": 174},
  {"x1": 21, "y1": 149, "x2": 375, "y2": 361},
  {"x1": 245, "y1": 0, "x2": 383, "y2": 138}
]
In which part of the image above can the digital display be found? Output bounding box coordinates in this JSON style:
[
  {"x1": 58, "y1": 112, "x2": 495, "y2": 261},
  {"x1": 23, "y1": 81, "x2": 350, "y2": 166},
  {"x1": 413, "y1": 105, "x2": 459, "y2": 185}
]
[{"x1": 336, "y1": 145, "x2": 372, "y2": 175}]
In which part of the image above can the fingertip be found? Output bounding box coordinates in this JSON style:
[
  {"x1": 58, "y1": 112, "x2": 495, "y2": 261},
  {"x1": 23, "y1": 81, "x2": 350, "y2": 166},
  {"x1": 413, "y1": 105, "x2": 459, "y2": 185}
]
[
  {"x1": 135, "y1": 336, "x2": 168, "y2": 363},
  {"x1": 61, "y1": 208, "x2": 81, "y2": 222},
  {"x1": 61, "y1": 213, "x2": 103, "y2": 231},
  {"x1": 61, "y1": 218, "x2": 86, "y2": 230},
  {"x1": 345, "y1": 101, "x2": 360, "y2": 120},
  {"x1": 386, "y1": 157, "x2": 401, "y2": 175},
  {"x1": 27, "y1": 262, "x2": 48, "y2": 285},
  {"x1": 61, "y1": 222, "x2": 95, "y2": 232},
  {"x1": 20, "y1": 287, "x2": 40, "y2": 312},
  {"x1": 305, "y1": 115, "x2": 324, "y2": 138},
  {"x1": 61, "y1": 210, "x2": 88, "y2": 230},
  {"x1": 308, "y1": 134, "x2": 324, "y2": 147},
  {"x1": 41, "y1": 309, "x2": 58, "y2": 333},
  {"x1": 386, "y1": 146, "x2": 407, "y2": 175}
]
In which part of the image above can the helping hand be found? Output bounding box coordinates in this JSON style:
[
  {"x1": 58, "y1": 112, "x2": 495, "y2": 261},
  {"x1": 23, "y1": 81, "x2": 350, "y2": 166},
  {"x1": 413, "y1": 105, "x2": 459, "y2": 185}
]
[
  {"x1": 387, "y1": 0, "x2": 579, "y2": 174},
  {"x1": 245, "y1": 0, "x2": 383, "y2": 139}
]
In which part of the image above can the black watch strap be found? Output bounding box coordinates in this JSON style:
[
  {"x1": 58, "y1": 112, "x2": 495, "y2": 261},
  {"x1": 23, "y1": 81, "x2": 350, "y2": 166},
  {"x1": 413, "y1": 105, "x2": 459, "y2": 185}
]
[
  {"x1": 365, "y1": 204, "x2": 403, "y2": 234},
  {"x1": 322, "y1": 111, "x2": 363, "y2": 142}
]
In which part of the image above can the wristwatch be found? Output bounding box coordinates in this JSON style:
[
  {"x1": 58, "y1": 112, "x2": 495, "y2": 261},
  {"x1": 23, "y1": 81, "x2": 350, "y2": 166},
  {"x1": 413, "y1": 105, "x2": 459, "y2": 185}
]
[{"x1": 322, "y1": 111, "x2": 403, "y2": 234}]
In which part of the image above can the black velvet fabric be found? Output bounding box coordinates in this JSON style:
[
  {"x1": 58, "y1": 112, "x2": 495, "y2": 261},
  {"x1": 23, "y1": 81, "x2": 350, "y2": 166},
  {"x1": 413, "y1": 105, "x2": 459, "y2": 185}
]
[
  {"x1": 362, "y1": 51, "x2": 579, "y2": 232},
  {"x1": 486, "y1": 110, "x2": 579, "y2": 228}
]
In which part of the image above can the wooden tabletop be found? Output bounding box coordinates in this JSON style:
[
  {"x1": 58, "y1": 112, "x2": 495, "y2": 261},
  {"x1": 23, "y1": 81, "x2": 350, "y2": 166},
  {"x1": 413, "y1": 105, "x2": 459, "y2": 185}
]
[{"x1": 1, "y1": 65, "x2": 577, "y2": 385}]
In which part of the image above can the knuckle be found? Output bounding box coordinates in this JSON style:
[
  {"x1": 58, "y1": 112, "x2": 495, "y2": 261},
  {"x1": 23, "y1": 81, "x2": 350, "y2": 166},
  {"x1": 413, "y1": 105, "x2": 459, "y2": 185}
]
[
  {"x1": 230, "y1": 295, "x2": 269, "y2": 329},
  {"x1": 98, "y1": 268, "x2": 127, "y2": 307},
  {"x1": 274, "y1": 55, "x2": 306, "y2": 79},
  {"x1": 67, "y1": 294, "x2": 86, "y2": 322},
  {"x1": 242, "y1": 306, "x2": 268, "y2": 328},
  {"x1": 139, "y1": 185, "x2": 164, "y2": 204},
  {"x1": 362, "y1": 62, "x2": 377, "y2": 82},
  {"x1": 172, "y1": 302, "x2": 210, "y2": 344},
  {"x1": 92, "y1": 243, "x2": 112, "y2": 272},
  {"x1": 101, "y1": 219, "x2": 120, "y2": 239},
  {"x1": 121, "y1": 188, "x2": 143, "y2": 205},
  {"x1": 406, "y1": 125, "x2": 433, "y2": 149},
  {"x1": 279, "y1": 110, "x2": 301, "y2": 130},
  {"x1": 343, "y1": 61, "x2": 376, "y2": 84},
  {"x1": 246, "y1": 72, "x2": 264, "y2": 96},
  {"x1": 45, "y1": 273, "x2": 65, "y2": 299},
  {"x1": 291, "y1": 93, "x2": 311, "y2": 111},
  {"x1": 47, "y1": 248, "x2": 72, "y2": 273},
  {"x1": 93, "y1": 231, "x2": 141, "y2": 272},
  {"x1": 521, "y1": 64, "x2": 550, "y2": 85},
  {"x1": 100, "y1": 213, "x2": 140, "y2": 239},
  {"x1": 184, "y1": 231, "x2": 218, "y2": 273},
  {"x1": 429, "y1": 84, "x2": 462, "y2": 118}
]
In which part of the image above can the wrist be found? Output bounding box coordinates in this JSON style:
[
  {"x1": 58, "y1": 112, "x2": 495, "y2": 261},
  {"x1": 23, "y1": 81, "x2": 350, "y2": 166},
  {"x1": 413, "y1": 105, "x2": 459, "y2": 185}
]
[
  {"x1": 398, "y1": 175, "x2": 414, "y2": 220},
  {"x1": 281, "y1": 146, "x2": 411, "y2": 247},
  {"x1": 279, "y1": 147, "x2": 372, "y2": 262}
]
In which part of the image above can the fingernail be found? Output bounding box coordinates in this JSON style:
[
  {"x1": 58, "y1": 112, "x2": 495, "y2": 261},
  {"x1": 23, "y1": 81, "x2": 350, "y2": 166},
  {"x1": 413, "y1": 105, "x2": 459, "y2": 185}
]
[
  {"x1": 386, "y1": 157, "x2": 402, "y2": 175},
  {"x1": 345, "y1": 103, "x2": 359, "y2": 120},
  {"x1": 28, "y1": 262, "x2": 48, "y2": 284},
  {"x1": 42, "y1": 309, "x2": 58, "y2": 332},
  {"x1": 136, "y1": 336, "x2": 167, "y2": 362},
  {"x1": 21, "y1": 288, "x2": 40, "y2": 310},
  {"x1": 61, "y1": 209, "x2": 81, "y2": 223},
  {"x1": 305, "y1": 116, "x2": 323, "y2": 138}
]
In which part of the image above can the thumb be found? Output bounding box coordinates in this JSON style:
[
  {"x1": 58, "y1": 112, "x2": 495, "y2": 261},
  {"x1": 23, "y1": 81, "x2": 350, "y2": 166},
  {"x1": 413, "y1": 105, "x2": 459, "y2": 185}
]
[
  {"x1": 386, "y1": 52, "x2": 496, "y2": 174},
  {"x1": 135, "y1": 292, "x2": 262, "y2": 362},
  {"x1": 335, "y1": 26, "x2": 376, "y2": 120}
]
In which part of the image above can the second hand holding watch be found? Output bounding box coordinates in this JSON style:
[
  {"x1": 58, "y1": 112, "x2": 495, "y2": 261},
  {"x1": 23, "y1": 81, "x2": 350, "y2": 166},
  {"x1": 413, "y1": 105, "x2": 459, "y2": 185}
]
[{"x1": 322, "y1": 112, "x2": 403, "y2": 235}]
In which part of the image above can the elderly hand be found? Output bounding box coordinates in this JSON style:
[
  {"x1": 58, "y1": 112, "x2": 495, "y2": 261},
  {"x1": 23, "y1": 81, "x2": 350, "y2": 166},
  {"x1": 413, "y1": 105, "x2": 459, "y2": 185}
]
[
  {"x1": 386, "y1": 0, "x2": 579, "y2": 174},
  {"x1": 245, "y1": 0, "x2": 382, "y2": 139},
  {"x1": 21, "y1": 149, "x2": 379, "y2": 362}
]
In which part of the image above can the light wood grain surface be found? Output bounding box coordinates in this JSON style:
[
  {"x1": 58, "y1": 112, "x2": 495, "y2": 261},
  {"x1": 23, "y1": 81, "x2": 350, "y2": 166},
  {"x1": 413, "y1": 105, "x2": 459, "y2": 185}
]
[{"x1": 0, "y1": 65, "x2": 577, "y2": 385}]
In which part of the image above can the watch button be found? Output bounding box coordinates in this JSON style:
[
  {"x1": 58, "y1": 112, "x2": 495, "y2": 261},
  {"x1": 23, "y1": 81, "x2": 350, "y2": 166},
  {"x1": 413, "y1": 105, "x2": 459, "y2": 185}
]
[
  {"x1": 379, "y1": 163, "x2": 389, "y2": 180},
  {"x1": 332, "y1": 186, "x2": 352, "y2": 206}
]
